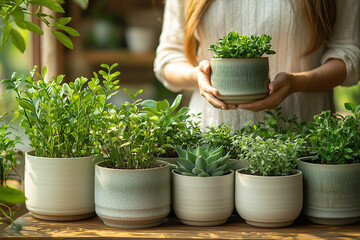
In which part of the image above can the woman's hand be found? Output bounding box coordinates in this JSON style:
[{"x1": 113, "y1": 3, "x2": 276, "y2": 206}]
[
  {"x1": 197, "y1": 60, "x2": 237, "y2": 110},
  {"x1": 238, "y1": 72, "x2": 294, "y2": 112}
]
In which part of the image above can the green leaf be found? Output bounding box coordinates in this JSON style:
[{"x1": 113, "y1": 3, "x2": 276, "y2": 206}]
[
  {"x1": 10, "y1": 29, "x2": 26, "y2": 53},
  {"x1": 169, "y1": 94, "x2": 182, "y2": 112},
  {"x1": 1, "y1": 21, "x2": 12, "y2": 50},
  {"x1": 30, "y1": 0, "x2": 65, "y2": 13},
  {"x1": 17, "y1": 99, "x2": 35, "y2": 112},
  {"x1": 0, "y1": 186, "x2": 26, "y2": 204},
  {"x1": 54, "y1": 17, "x2": 72, "y2": 27},
  {"x1": 55, "y1": 26, "x2": 80, "y2": 37},
  {"x1": 175, "y1": 147, "x2": 187, "y2": 159},
  {"x1": 141, "y1": 100, "x2": 157, "y2": 109},
  {"x1": 344, "y1": 102, "x2": 355, "y2": 112},
  {"x1": 195, "y1": 156, "x2": 207, "y2": 170},
  {"x1": 52, "y1": 30, "x2": 73, "y2": 49},
  {"x1": 25, "y1": 21, "x2": 43, "y2": 34},
  {"x1": 177, "y1": 158, "x2": 195, "y2": 172}
]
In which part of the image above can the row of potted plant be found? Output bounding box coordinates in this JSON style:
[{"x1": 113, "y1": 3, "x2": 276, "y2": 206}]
[{"x1": 1, "y1": 63, "x2": 359, "y2": 229}]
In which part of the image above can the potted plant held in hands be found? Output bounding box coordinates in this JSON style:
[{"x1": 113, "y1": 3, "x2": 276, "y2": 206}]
[
  {"x1": 298, "y1": 103, "x2": 360, "y2": 225},
  {"x1": 209, "y1": 32, "x2": 276, "y2": 104},
  {"x1": 235, "y1": 135, "x2": 304, "y2": 227},
  {"x1": 94, "y1": 90, "x2": 171, "y2": 228},
  {"x1": 1, "y1": 64, "x2": 119, "y2": 221},
  {"x1": 172, "y1": 146, "x2": 235, "y2": 226}
]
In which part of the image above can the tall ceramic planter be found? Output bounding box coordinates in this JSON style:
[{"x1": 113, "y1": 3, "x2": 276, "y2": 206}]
[
  {"x1": 25, "y1": 151, "x2": 97, "y2": 221},
  {"x1": 95, "y1": 162, "x2": 171, "y2": 228},
  {"x1": 172, "y1": 170, "x2": 234, "y2": 226},
  {"x1": 298, "y1": 160, "x2": 360, "y2": 225},
  {"x1": 235, "y1": 169, "x2": 303, "y2": 227},
  {"x1": 211, "y1": 58, "x2": 269, "y2": 104}
]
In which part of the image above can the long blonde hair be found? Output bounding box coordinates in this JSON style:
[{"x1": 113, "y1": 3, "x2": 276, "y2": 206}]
[{"x1": 184, "y1": 0, "x2": 337, "y2": 66}]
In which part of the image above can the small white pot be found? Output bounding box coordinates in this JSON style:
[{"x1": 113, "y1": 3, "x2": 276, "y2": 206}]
[
  {"x1": 25, "y1": 151, "x2": 97, "y2": 221},
  {"x1": 95, "y1": 161, "x2": 171, "y2": 228},
  {"x1": 298, "y1": 160, "x2": 360, "y2": 225},
  {"x1": 172, "y1": 170, "x2": 234, "y2": 226},
  {"x1": 235, "y1": 169, "x2": 303, "y2": 227}
]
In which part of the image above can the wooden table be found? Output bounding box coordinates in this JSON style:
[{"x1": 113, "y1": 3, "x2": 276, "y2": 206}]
[{"x1": 1, "y1": 213, "x2": 360, "y2": 239}]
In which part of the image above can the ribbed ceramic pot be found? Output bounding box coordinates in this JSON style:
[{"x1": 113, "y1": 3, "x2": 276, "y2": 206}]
[
  {"x1": 298, "y1": 160, "x2": 360, "y2": 225},
  {"x1": 172, "y1": 170, "x2": 234, "y2": 226},
  {"x1": 211, "y1": 58, "x2": 270, "y2": 104},
  {"x1": 95, "y1": 161, "x2": 171, "y2": 228},
  {"x1": 25, "y1": 151, "x2": 97, "y2": 221},
  {"x1": 235, "y1": 169, "x2": 303, "y2": 227}
]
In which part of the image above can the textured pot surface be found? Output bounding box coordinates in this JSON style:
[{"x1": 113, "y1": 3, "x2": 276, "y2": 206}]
[
  {"x1": 298, "y1": 160, "x2": 360, "y2": 225},
  {"x1": 25, "y1": 151, "x2": 97, "y2": 221},
  {"x1": 95, "y1": 162, "x2": 171, "y2": 228},
  {"x1": 235, "y1": 169, "x2": 303, "y2": 227},
  {"x1": 211, "y1": 58, "x2": 269, "y2": 104},
  {"x1": 172, "y1": 170, "x2": 234, "y2": 226}
]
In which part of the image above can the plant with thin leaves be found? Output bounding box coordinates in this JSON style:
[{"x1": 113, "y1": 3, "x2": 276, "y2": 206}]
[
  {"x1": 0, "y1": 113, "x2": 25, "y2": 231},
  {"x1": 1, "y1": 63, "x2": 119, "y2": 158},
  {"x1": 209, "y1": 32, "x2": 276, "y2": 58},
  {"x1": 201, "y1": 124, "x2": 238, "y2": 158},
  {"x1": 0, "y1": 0, "x2": 87, "y2": 52},
  {"x1": 304, "y1": 103, "x2": 360, "y2": 164},
  {"x1": 96, "y1": 89, "x2": 169, "y2": 169},
  {"x1": 140, "y1": 94, "x2": 190, "y2": 157},
  {"x1": 235, "y1": 134, "x2": 304, "y2": 176},
  {"x1": 174, "y1": 146, "x2": 234, "y2": 177}
]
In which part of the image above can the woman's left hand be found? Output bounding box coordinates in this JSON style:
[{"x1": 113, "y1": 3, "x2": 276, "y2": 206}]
[{"x1": 237, "y1": 72, "x2": 294, "y2": 112}]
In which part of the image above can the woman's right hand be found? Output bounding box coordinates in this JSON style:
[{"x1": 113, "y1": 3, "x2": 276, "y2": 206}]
[{"x1": 196, "y1": 60, "x2": 237, "y2": 110}]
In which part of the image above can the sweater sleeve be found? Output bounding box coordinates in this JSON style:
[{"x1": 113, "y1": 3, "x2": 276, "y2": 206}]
[
  {"x1": 153, "y1": 0, "x2": 188, "y2": 92},
  {"x1": 321, "y1": 0, "x2": 360, "y2": 87}
]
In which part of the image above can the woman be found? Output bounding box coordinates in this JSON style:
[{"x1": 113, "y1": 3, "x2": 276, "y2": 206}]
[{"x1": 154, "y1": 0, "x2": 360, "y2": 130}]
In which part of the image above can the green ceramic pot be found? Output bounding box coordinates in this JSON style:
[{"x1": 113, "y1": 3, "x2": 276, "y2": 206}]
[
  {"x1": 211, "y1": 58, "x2": 270, "y2": 104},
  {"x1": 298, "y1": 159, "x2": 360, "y2": 225}
]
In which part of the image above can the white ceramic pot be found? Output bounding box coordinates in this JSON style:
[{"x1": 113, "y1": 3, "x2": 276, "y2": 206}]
[
  {"x1": 25, "y1": 151, "x2": 97, "y2": 221},
  {"x1": 172, "y1": 170, "x2": 234, "y2": 226},
  {"x1": 95, "y1": 161, "x2": 171, "y2": 228},
  {"x1": 298, "y1": 160, "x2": 360, "y2": 225},
  {"x1": 235, "y1": 169, "x2": 303, "y2": 227}
]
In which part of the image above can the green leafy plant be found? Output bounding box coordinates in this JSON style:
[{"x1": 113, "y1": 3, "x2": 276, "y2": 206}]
[
  {"x1": 304, "y1": 103, "x2": 360, "y2": 164},
  {"x1": 236, "y1": 135, "x2": 304, "y2": 176},
  {"x1": 174, "y1": 146, "x2": 234, "y2": 177},
  {"x1": 0, "y1": 0, "x2": 87, "y2": 52},
  {"x1": 1, "y1": 63, "x2": 119, "y2": 158},
  {"x1": 201, "y1": 124, "x2": 238, "y2": 158},
  {"x1": 209, "y1": 32, "x2": 276, "y2": 58},
  {"x1": 96, "y1": 90, "x2": 169, "y2": 169},
  {"x1": 140, "y1": 94, "x2": 190, "y2": 157},
  {"x1": 0, "y1": 113, "x2": 25, "y2": 231}
]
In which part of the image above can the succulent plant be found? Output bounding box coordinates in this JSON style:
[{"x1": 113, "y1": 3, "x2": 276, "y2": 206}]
[{"x1": 174, "y1": 146, "x2": 234, "y2": 177}]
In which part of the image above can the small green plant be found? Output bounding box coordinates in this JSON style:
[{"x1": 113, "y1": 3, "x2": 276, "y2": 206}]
[
  {"x1": 0, "y1": 0, "x2": 87, "y2": 52},
  {"x1": 140, "y1": 94, "x2": 190, "y2": 158},
  {"x1": 209, "y1": 32, "x2": 276, "y2": 58},
  {"x1": 96, "y1": 90, "x2": 169, "y2": 169},
  {"x1": 236, "y1": 135, "x2": 304, "y2": 176},
  {"x1": 0, "y1": 113, "x2": 25, "y2": 231},
  {"x1": 201, "y1": 124, "x2": 238, "y2": 158},
  {"x1": 174, "y1": 146, "x2": 234, "y2": 177},
  {"x1": 1, "y1": 63, "x2": 119, "y2": 158},
  {"x1": 305, "y1": 103, "x2": 360, "y2": 164}
]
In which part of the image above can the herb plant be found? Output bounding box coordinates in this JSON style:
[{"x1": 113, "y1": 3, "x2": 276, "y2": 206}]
[
  {"x1": 0, "y1": 113, "x2": 25, "y2": 231},
  {"x1": 96, "y1": 90, "x2": 169, "y2": 169},
  {"x1": 0, "y1": 0, "x2": 87, "y2": 52},
  {"x1": 209, "y1": 32, "x2": 276, "y2": 58},
  {"x1": 236, "y1": 135, "x2": 304, "y2": 176},
  {"x1": 201, "y1": 124, "x2": 238, "y2": 158},
  {"x1": 140, "y1": 94, "x2": 190, "y2": 157},
  {"x1": 174, "y1": 146, "x2": 234, "y2": 177},
  {"x1": 1, "y1": 63, "x2": 119, "y2": 158},
  {"x1": 305, "y1": 103, "x2": 360, "y2": 164}
]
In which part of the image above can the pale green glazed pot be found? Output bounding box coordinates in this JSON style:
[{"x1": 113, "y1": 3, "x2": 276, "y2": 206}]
[
  {"x1": 298, "y1": 159, "x2": 360, "y2": 225},
  {"x1": 95, "y1": 161, "x2": 171, "y2": 228},
  {"x1": 211, "y1": 57, "x2": 270, "y2": 104}
]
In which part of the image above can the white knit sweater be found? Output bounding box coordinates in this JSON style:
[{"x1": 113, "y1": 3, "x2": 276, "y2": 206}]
[{"x1": 154, "y1": 0, "x2": 360, "y2": 130}]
